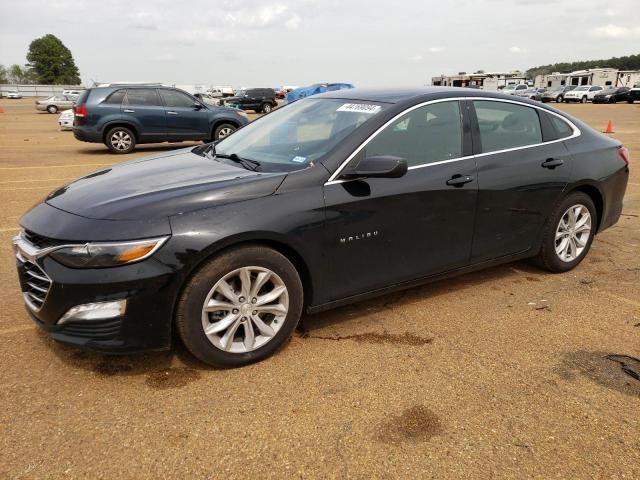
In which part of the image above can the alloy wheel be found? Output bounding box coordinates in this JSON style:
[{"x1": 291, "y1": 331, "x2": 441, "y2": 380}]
[
  {"x1": 111, "y1": 130, "x2": 132, "y2": 151},
  {"x1": 555, "y1": 204, "x2": 592, "y2": 262},
  {"x1": 218, "y1": 127, "x2": 233, "y2": 138},
  {"x1": 201, "y1": 266, "x2": 289, "y2": 353}
]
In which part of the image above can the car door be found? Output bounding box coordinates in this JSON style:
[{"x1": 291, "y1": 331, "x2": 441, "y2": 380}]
[
  {"x1": 616, "y1": 87, "x2": 630, "y2": 102},
  {"x1": 322, "y1": 100, "x2": 478, "y2": 300},
  {"x1": 121, "y1": 88, "x2": 166, "y2": 142},
  {"x1": 469, "y1": 99, "x2": 572, "y2": 262},
  {"x1": 158, "y1": 89, "x2": 210, "y2": 140}
]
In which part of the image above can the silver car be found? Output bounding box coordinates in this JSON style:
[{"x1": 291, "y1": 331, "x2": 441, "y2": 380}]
[{"x1": 35, "y1": 95, "x2": 77, "y2": 114}]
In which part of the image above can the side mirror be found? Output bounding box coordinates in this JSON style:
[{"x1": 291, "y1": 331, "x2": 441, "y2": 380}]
[
  {"x1": 193, "y1": 103, "x2": 203, "y2": 110},
  {"x1": 341, "y1": 155, "x2": 408, "y2": 180}
]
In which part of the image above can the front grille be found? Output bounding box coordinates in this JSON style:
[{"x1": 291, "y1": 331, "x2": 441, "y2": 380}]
[
  {"x1": 23, "y1": 230, "x2": 68, "y2": 250},
  {"x1": 21, "y1": 261, "x2": 52, "y2": 311},
  {"x1": 61, "y1": 318, "x2": 122, "y2": 339}
]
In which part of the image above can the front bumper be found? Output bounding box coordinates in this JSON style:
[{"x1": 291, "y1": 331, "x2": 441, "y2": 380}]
[{"x1": 13, "y1": 229, "x2": 179, "y2": 353}]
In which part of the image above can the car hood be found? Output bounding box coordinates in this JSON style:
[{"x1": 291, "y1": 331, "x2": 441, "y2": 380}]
[{"x1": 45, "y1": 148, "x2": 287, "y2": 220}]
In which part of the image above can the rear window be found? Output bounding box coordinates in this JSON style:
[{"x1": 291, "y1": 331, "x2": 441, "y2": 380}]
[
  {"x1": 124, "y1": 88, "x2": 161, "y2": 106},
  {"x1": 76, "y1": 89, "x2": 90, "y2": 105},
  {"x1": 549, "y1": 115, "x2": 574, "y2": 139},
  {"x1": 104, "y1": 89, "x2": 126, "y2": 105},
  {"x1": 474, "y1": 100, "x2": 542, "y2": 153}
]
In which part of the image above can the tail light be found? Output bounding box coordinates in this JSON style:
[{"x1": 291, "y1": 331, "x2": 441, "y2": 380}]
[
  {"x1": 74, "y1": 104, "x2": 87, "y2": 118},
  {"x1": 618, "y1": 145, "x2": 630, "y2": 167}
]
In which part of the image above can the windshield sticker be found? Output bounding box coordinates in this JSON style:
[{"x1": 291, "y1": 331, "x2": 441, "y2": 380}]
[
  {"x1": 292, "y1": 156, "x2": 307, "y2": 163},
  {"x1": 337, "y1": 103, "x2": 381, "y2": 114}
]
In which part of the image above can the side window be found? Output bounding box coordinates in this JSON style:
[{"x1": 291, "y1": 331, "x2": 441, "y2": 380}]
[
  {"x1": 364, "y1": 101, "x2": 462, "y2": 167},
  {"x1": 473, "y1": 101, "x2": 542, "y2": 153},
  {"x1": 159, "y1": 89, "x2": 195, "y2": 108},
  {"x1": 104, "y1": 89, "x2": 126, "y2": 105},
  {"x1": 124, "y1": 89, "x2": 161, "y2": 106},
  {"x1": 549, "y1": 115, "x2": 574, "y2": 139}
]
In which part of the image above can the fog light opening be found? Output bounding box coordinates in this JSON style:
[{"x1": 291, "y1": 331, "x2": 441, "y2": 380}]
[{"x1": 58, "y1": 300, "x2": 127, "y2": 325}]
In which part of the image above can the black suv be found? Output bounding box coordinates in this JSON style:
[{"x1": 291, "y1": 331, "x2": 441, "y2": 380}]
[
  {"x1": 225, "y1": 88, "x2": 277, "y2": 113},
  {"x1": 73, "y1": 86, "x2": 249, "y2": 154}
]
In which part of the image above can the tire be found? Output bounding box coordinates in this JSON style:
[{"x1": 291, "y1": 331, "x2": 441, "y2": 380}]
[
  {"x1": 556, "y1": 96, "x2": 563, "y2": 103},
  {"x1": 47, "y1": 105, "x2": 58, "y2": 114},
  {"x1": 261, "y1": 102, "x2": 273, "y2": 114},
  {"x1": 534, "y1": 192, "x2": 597, "y2": 273},
  {"x1": 581, "y1": 96, "x2": 587, "y2": 104},
  {"x1": 213, "y1": 123, "x2": 236, "y2": 141},
  {"x1": 105, "y1": 126, "x2": 136, "y2": 154},
  {"x1": 176, "y1": 245, "x2": 304, "y2": 368}
]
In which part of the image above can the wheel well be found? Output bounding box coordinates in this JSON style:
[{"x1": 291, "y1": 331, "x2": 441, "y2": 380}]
[
  {"x1": 172, "y1": 239, "x2": 314, "y2": 329},
  {"x1": 103, "y1": 123, "x2": 138, "y2": 143},
  {"x1": 571, "y1": 185, "x2": 603, "y2": 231}
]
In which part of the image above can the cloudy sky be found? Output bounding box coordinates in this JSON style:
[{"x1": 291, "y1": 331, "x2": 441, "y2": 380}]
[{"x1": 1, "y1": 0, "x2": 639, "y2": 88}]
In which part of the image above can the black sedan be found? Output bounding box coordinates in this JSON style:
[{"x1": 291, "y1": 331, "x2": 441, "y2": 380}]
[
  {"x1": 592, "y1": 86, "x2": 631, "y2": 103},
  {"x1": 13, "y1": 88, "x2": 630, "y2": 367}
]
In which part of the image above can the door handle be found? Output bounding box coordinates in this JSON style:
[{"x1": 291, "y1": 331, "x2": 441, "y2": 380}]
[
  {"x1": 167, "y1": 111, "x2": 178, "y2": 115},
  {"x1": 541, "y1": 158, "x2": 564, "y2": 169},
  {"x1": 446, "y1": 174, "x2": 475, "y2": 187},
  {"x1": 123, "y1": 109, "x2": 135, "y2": 113}
]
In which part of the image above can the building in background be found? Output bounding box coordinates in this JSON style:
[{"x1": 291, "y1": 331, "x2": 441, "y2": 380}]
[
  {"x1": 535, "y1": 68, "x2": 640, "y2": 89},
  {"x1": 431, "y1": 71, "x2": 527, "y2": 90}
]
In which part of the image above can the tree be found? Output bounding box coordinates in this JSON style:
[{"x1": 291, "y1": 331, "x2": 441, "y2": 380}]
[
  {"x1": 526, "y1": 53, "x2": 640, "y2": 79},
  {"x1": 26, "y1": 34, "x2": 81, "y2": 85},
  {"x1": 0, "y1": 65, "x2": 8, "y2": 83},
  {"x1": 8, "y1": 64, "x2": 36, "y2": 84}
]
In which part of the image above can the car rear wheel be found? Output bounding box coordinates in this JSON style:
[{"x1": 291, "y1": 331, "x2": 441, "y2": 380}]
[
  {"x1": 581, "y1": 96, "x2": 588, "y2": 103},
  {"x1": 47, "y1": 105, "x2": 58, "y2": 114},
  {"x1": 105, "y1": 126, "x2": 136, "y2": 154},
  {"x1": 261, "y1": 102, "x2": 273, "y2": 114},
  {"x1": 556, "y1": 96, "x2": 563, "y2": 103},
  {"x1": 213, "y1": 123, "x2": 236, "y2": 141},
  {"x1": 176, "y1": 245, "x2": 303, "y2": 367},
  {"x1": 534, "y1": 192, "x2": 596, "y2": 273}
]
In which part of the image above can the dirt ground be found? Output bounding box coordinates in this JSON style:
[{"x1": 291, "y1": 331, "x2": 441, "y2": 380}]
[{"x1": 0, "y1": 98, "x2": 638, "y2": 479}]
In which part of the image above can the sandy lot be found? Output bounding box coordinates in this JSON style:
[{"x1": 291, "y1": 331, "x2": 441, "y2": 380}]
[{"x1": 0, "y1": 98, "x2": 638, "y2": 479}]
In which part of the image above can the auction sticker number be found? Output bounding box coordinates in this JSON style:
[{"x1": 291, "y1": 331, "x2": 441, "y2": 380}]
[{"x1": 337, "y1": 103, "x2": 381, "y2": 114}]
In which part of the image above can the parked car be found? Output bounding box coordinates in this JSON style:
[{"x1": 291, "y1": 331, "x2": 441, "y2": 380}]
[
  {"x1": 209, "y1": 86, "x2": 234, "y2": 98},
  {"x1": 541, "y1": 86, "x2": 576, "y2": 103},
  {"x1": 285, "y1": 83, "x2": 355, "y2": 103},
  {"x1": 58, "y1": 109, "x2": 74, "y2": 130},
  {"x1": 36, "y1": 95, "x2": 76, "y2": 113},
  {"x1": 224, "y1": 88, "x2": 277, "y2": 113},
  {"x1": 13, "y1": 88, "x2": 629, "y2": 367},
  {"x1": 501, "y1": 84, "x2": 529, "y2": 95},
  {"x1": 592, "y1": 87, "x2": 631, "y2": 104},
  {"x1": 517, "y1": 88, "x2": 542, "y2": 101},
  {"x1": 627, "y1": 84, "x2": 640, "y2": 103},
  {"x1": 62, "y1": 89, "x2": 85, "y2": 96},
  {"x1": 72, "y1": 86, "x2": 249, "y2": 154},
  {"x1": 6, "y1": 91, "x2": 23, "y2": 99},
  {"x1": 563, "y1": 85, "x2": 604, "y2": 103}
]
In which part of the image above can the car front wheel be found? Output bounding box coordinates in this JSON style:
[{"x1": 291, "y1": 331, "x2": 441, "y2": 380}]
[
  {"x1": 556, "y1": 96, "x2": 563, "y2": 103},
  {"x1": 261, "y1": 102, "x2": 273, "y2": 114},
  {"x1": 534, "y1": 192, "x2": 596, "y2": 273},
  {"x1": 47, "y1": 105, "x2": 58, "y2": 114},
  {"x1": 581, "y1": 96, "x2": 588, "y2": 103},
  {"x1": 176, "y1": 245, "x2": 303, "y2": 367},
  {"x1": 105, "y1": 126, "x2": 136, "y2": 154},
  {"x1": 213, "y1": 123, "x2": 236, "y2": 141}
]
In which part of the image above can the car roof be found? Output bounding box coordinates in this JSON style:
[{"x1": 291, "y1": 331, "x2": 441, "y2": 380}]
[{"x1": 312, "y1": 87, "x2": 540, "y2": 105}]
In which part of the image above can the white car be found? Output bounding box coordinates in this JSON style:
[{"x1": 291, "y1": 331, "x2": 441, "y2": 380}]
[
  {"x1": 62, "y1": 89, "x2": 84, "y2": 96},
  {"x1": 501, "y1": 84, "x2": 529, "y2": 95},
  {"x1": 6, "y1": 91, "x2": 22, "y2": 99},
  {"x1": 563, "y1": 85, "x2": 603, "y2": 103},
  {"x1": 58, "y1": 109, "x2": 74, "y2": 130}
]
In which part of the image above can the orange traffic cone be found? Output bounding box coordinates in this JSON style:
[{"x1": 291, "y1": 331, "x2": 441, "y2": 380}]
[
  {"x1": 0, "y1": 106, "x2": 4, "y2": 113},
  {"x1": 604, "y1": 120, "x2": 614, "y2": 134}
]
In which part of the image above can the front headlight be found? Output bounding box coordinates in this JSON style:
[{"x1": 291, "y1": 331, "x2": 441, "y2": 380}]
[{"x1": 49, "y1": 237, "x2": 169, "y2": 268}]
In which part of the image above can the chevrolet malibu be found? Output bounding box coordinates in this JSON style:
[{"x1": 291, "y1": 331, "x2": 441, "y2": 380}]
[{"x1": 13, "y1": 88, "x2": 630, "y2": 367}]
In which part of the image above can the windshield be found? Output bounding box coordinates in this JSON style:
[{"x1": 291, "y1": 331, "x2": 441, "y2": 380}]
[
  {"x1": 601, "y1": 88, "x2": 617, "y2": 94},
  {"x1": 235, "y1": 90, "x2": 247, "y2": 97},
  {"x1": 503, "y1": 85, "x2": 516, "y2": 90},
  {"x1": 214, "y1": 98, "x2": 387, "y2": 172},
  {"x1": 574, "y1": 86, "x2": 589, "y2": 91}
]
